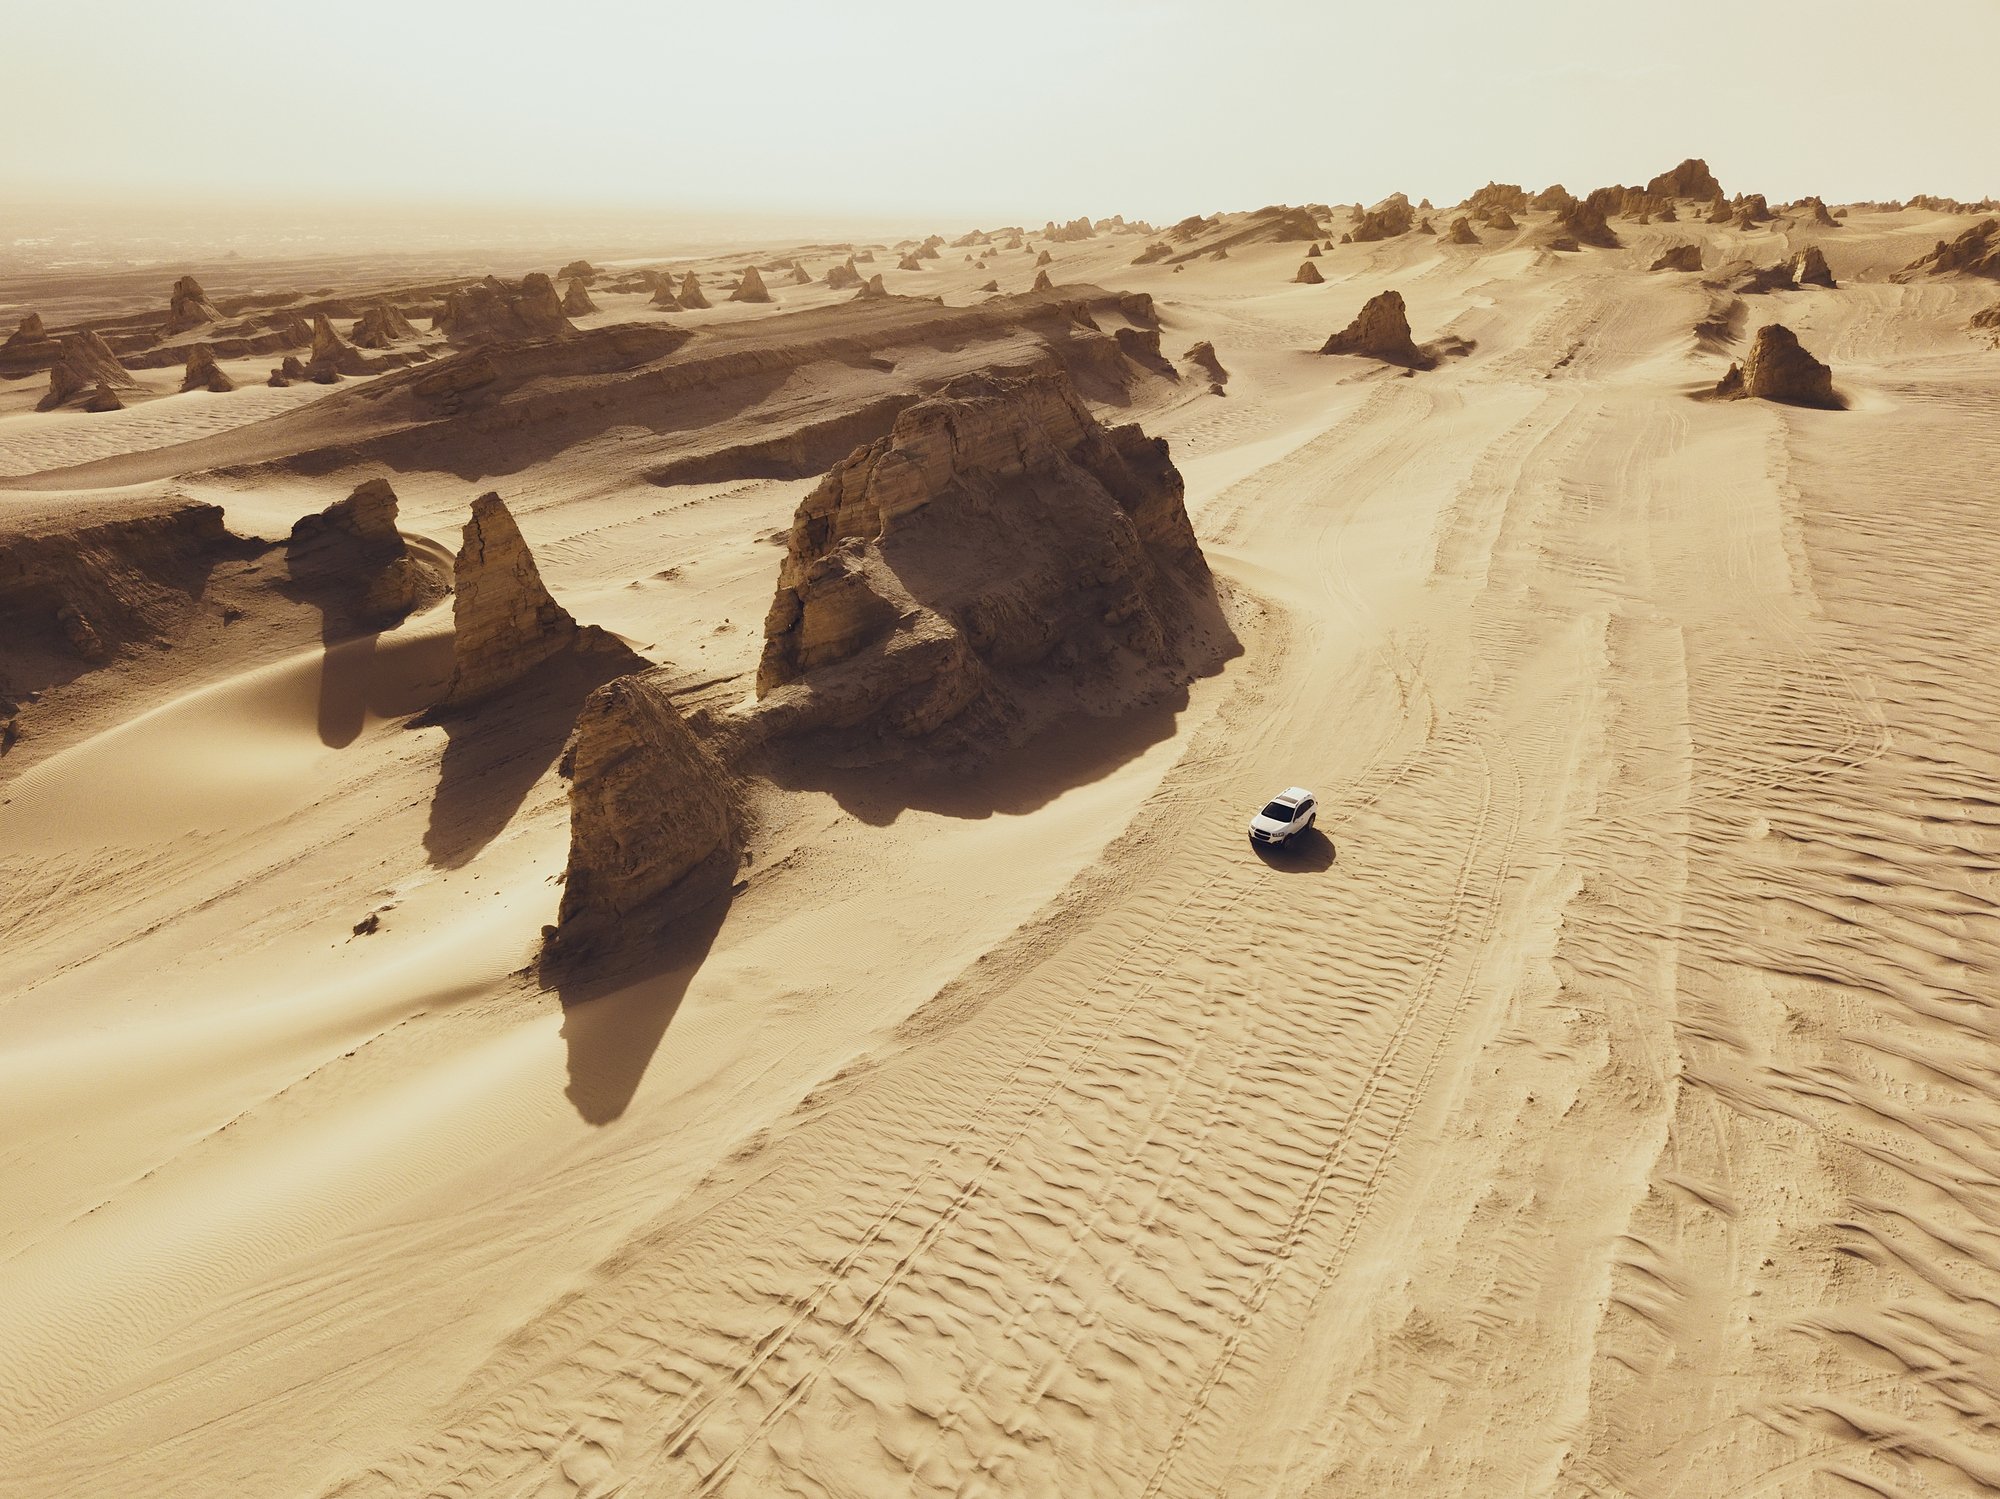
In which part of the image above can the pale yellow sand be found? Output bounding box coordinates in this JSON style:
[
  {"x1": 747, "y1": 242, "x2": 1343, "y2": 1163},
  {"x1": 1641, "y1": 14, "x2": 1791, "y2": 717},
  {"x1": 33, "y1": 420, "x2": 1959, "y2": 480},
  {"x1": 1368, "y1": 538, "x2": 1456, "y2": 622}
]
[{"x1": 3, "y1": 207, "x2": 1999, "y2": 1497}]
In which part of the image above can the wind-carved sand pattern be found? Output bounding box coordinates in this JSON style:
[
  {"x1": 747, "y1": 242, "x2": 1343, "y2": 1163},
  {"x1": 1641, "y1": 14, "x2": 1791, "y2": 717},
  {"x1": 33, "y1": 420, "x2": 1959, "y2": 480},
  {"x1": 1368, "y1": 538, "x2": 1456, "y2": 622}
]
[{"x1": 5, "y1": 183, "x2": 2000, "y2": 1499}]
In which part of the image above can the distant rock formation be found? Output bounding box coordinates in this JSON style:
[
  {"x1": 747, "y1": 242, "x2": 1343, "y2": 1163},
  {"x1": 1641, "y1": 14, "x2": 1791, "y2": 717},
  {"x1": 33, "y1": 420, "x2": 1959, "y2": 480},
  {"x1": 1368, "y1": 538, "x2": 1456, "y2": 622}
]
[
  {"x1": 38, "y1": 331, "x2": 138, "y2": 411},
  {"x1": 1708, "y1": 195, "x2": 1733, "y2": 224},
  {"x1": 855, "y1": 274, "x2": 888, "y2": 299},
  {"x1": 1319, "y1": 289, "x2": 1433, "y2": 369},
  {"x1": 650, "y1": 280, "x2": 684, "y2": 310},
  {"x1": 1735, "y1": 194, "x2": 1773, "y2": 223},
  {"x1": 1035, "y1": 250, "x2": 1052, "y2": 266},
  {"x1": 979, "y1": 279, "x2": 999, "y2": 292},
  {"x1": 1033, "y1": 269, "x2": 1054, "y2": 291},
  {"x1": 1183, "y1": 340, "x2": 1227, "y2": 384},
  {"x1": 897, "y1": 253, "x2": 924, "y2": 271},
  {"x1": 350, "y1": 304, "x2": 419, "y2": 348},
  {"x1": 268, "y1": 354, "x2": 307, "y2": 387},
  {"x1": 730, "y1": 265, "x2": 773, "y2": 303},
  {"x1": 553, "y1": 672, "x2": 741, "y2": 949},
  {"x1": 677, "y1": 272, "x2": 711, "y2": 309},
  {"x1": 442, "y1": 491, "x2": 633, "y2": 706},
  {"x1": 1972, "y1": 302, "x2": 2000, "y2": 340},
  {"x1": 1417, "y1": 217, "x2": 1436, "y2": 235},
  {"x1": 1447, "y1": 217, "x2": 1479, "y2": 244},
  {"x1": 1295, "y1": 260, "x2": 1324, "y2": 284},
  {"x1": 1465, "y1": 183, "x2": 1529, "y2": 217},
  {"x1": 0, "y1": 311, "x2": 59, "y2": 374},
  {"x1": 5, "y1": 311, "x2": 46, "y2": 347},
  {"x1": 304, "y1": 315, "x2": 367, "y2": 383},
  {"x1": 1790, "y1": 245, "x2": 1836, "y2": 288},
  {"x1": 752, "y1": 368, "x2": 1218, "y2": 753},
  {"x1": 1547, "y1": 193, "x2": 1619, "y2": 249},
  {"x1": 1350, "y1": 193, "x2": 1415, "y2": 242},
  {"x1": 1645, "y1": 158, "x2": 1724, "y2": 201},
  {"x1": 561, "y1": 278, "x2": 599, "y2": 316},
  {"x1": 437, "y1": 273, "x2": 574, "y2": 344},
  {"x1": 1651, "y1": 244, "x2": 1703, "y2": 272},
  {"x1": 557, "y1": 259, "x2": 598, "y2": 285},
  {"x1": 1897, "y1": 218, "x2": 2000, "y2": 279},
  {"x1": 285, "y1": 478, "x2": 448, "y2": 630},
  {"x1": 180, "y1": 343, "x2": 235, "y2": 394},
  {"x1": 825, "y1": 258, "x2": 863, "y2": 290},
  {"x1": 1132, "y1": 242, "x2": 1171, "y2": 265},
  {"x1": 1484, "y1": 208, "x2": 1517, "y2": 231},
  {"x1": 1713, "y1": 323, "x2": 1838, "y2": 408},
  {"x1": 82, "y1": 384, "x2": 124, "y2": 412},
  {"x1": 163, "y1": 275, "x2": 223, "y2": 333},
  {"x1": 1793, "y1": 196, "x2": 1840, "y2": 228},
  {"x1": 790, "y1": 265, "x2": 812, "y2": 285}
]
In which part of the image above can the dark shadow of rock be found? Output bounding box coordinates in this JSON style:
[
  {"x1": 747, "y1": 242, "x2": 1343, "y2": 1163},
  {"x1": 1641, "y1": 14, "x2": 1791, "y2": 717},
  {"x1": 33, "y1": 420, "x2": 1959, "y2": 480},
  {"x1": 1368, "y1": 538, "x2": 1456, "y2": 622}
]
[
  {"x1": 1252, "y1": 824, "x2": 1337, "y2": 873},
  {"x1": 420, "y1": 647, "x2": 641, "y2": 869},
  {"x1": 544, "y1": 889, "x2": 731, "y2": 1125}
]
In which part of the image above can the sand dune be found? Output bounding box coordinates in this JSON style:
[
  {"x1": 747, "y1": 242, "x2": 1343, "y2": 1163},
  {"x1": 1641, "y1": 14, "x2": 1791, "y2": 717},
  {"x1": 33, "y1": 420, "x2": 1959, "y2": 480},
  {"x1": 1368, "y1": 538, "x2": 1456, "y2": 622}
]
[{"x1": 4, "y1": 190, "x2": 2000, "y2": 1498}]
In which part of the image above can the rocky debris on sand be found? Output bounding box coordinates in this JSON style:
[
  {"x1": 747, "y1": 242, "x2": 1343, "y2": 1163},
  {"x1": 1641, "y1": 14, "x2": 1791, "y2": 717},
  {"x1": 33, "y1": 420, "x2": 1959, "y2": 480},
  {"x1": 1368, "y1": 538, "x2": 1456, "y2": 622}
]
[
  {"x1": 855, "y1": 274, "x2": 888, "y2": 299},
  {"x1": 285, "y1": 478, "x2": 448, "y2": 630},
  {"x1": 677, "y1": 272, "x2": 711, "y2": 309},
  {"x1": 1651, "y1": 244, "x2": 1703, "y2": 272},
  {"x1": 442, "y1": 491, "x2": 630, "y2": 706},
  {"x1": 180, "y1": 343, "x2": 236, "y2": 393},
  {"x1": 1183, "y1": 341, "x2": 1227, "y2": 383},
  {"x1": 350, "y1": 304, "x2": 419, "y2": 348},
  {"x1": 1349, "y1": 193, "x2": 1415, "y2": 242},
  {"x1": 1790, "y1": 245, "x2": 1836, "y2": 288},
  {"x1": 1713, "y1": 323, "x2": 1838, "y2": 408},
  {"x1": 1295, "y1": 260, "x2": 1324, "y2": 284},
  {"x1": 268, "y1": 354, "x2": 307, "y2": 386},
  {"x1": 1646, "y1": 158, "x2": 1724, "y2": 200},
  {"x1": 1447, "y1": 217, "x2": 1479, "y2": 244},
  {"x1": 730, "y1": 265, "x2": 773, "y2": 303},
  {"x1": 557, "y1": 259, "x2": 598, "y2": 285},
  {"x1": 752, "y1": 368, "x2": 1216, "y2": 752},
  {"x1": 37, "y1": 331, "x2": 138, "y2": 411},
  {"x1": 163, "y1": 275, "x2": 223, "y2": 333},
  {"x1": 553, "y1": 672, "x2": 741, "y2": 949},
  {"x1": 1319, "y1": 289, "x2": 1433, "y2": 369},
  {"x1": 562, "y1": 277, "x2": 599, "y2": 316},
  {"x1": 437, "y1": 273, "x2": 574, "y2": 344},
  {"x1": 1897, "y1": 218, "x2": 2000, "y2": 279}
]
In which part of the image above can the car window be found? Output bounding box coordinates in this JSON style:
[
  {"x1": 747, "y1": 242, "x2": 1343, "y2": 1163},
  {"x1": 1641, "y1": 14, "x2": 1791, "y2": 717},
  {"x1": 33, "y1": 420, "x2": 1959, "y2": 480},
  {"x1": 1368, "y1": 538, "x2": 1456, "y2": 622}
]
[{"x1": 1260, "y1": 801, "x2": 1295, "y2": 821}]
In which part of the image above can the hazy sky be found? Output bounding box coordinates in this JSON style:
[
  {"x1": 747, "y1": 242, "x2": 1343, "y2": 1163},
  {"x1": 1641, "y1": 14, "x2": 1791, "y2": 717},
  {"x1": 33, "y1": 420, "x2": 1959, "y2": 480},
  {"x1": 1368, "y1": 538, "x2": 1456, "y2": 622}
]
[{"x1": 3, "y1": 0, "x2": 1994, "y2": 233}]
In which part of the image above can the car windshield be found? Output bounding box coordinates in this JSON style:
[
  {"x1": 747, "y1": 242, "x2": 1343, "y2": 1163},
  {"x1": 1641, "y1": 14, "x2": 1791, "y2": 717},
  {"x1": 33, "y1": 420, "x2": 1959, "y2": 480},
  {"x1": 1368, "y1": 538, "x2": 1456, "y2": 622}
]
[{"x1": 1260, "y1": 801, "x2": 1297, "y2": 821}]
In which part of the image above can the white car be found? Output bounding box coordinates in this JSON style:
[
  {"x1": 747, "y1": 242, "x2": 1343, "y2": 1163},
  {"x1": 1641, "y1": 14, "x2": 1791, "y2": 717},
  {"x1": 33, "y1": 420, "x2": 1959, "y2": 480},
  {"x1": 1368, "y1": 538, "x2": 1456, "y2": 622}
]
[{"x1": 1248, "y1": 786, "x2": 1317, "y2": 847}]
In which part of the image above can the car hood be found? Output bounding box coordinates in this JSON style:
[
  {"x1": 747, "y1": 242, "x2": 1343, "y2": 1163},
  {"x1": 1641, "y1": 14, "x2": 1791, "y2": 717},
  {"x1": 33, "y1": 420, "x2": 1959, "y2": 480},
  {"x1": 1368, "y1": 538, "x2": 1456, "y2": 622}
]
[{"x1": 1248, "y1": 814, "x2": 1292, "y2": 834}]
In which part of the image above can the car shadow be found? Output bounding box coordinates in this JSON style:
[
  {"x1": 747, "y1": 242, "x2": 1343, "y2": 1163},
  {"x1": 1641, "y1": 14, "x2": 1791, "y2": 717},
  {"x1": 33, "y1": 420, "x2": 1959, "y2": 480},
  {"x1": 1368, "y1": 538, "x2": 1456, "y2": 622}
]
[{"x1": 1251, "y1": 825, "x2": 1336, "y2": 872}]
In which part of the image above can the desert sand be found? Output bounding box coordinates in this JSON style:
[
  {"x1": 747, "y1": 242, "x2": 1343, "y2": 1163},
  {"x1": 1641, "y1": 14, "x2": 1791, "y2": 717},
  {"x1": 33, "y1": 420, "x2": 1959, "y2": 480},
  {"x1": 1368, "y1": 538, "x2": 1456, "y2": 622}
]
[{"x1": 4, "y1": 178, "x2": 2000, "y2": 1499}]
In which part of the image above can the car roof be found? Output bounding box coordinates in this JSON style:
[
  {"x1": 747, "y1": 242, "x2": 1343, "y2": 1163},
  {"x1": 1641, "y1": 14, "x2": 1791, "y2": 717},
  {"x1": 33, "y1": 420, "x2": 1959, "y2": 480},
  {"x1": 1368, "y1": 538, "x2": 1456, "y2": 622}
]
[{"x1": 1279, "y1": 786, "x2": 1312, "y2": 801}]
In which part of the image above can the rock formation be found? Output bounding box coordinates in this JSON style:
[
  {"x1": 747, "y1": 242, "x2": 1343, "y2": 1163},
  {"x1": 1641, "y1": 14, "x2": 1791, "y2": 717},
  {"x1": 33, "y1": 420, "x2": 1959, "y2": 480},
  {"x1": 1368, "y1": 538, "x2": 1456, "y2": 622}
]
[
  {"x1": 1033, "y1": 269, "x2": 1054, "y2": 291},
  {"x1": 753, "y1": 369, "x2": 1217, "y2": 751},
  {"x1": 1132, "y1": 242, "x2": 1171, "y2": 265},
  {"x1": 1898, "y1": 218, "x2": 2000, "y2": 279},
  {"x1": 1183, "y1": 341, "x2": 1227, "y2": 383},
  {"x1": 897, "y1": 253, "x2": 924, "y2": 271},
  {"x1": 1735, "y1": 194, "x2": 1773, "y2": 223},
  {"x1": 790, "y1": 265, "x2": 812, "y2": 285},
  {"x1": 1790, "y1": 245, "x2": 1836, "y2": 288},
  {"x1": 268, "y1": 354, "x2": 307, "y2": 386},
  {"x1": 442, "y1": 491, "x2": 631, "y2": 706},
  {"x1": 1708, "y1": 195, "x2": 1733, "y2": 224},
  {"x1": 677, "y1": 272, "x2": 711, "y2": 309},
  {"x1": 650, "y1": 280, "x2": 684, "y2": 310},
  {"x1": 163, "y1": 275, "x2": 223, "y2": 333},
  {"x1": 5, "y1": 311, "x2": 46, "y2": 348},
  {"x1": 553, "y1": 671, "x2": 741, "y2": 949},
  {"x1": 561, "y1": 277, "x2": 599, "y2": 316},
  {"x1": 437, "y1": 273, "x2": 574, "y2": 344},
  {"x1": 82, "y1": 384, "x2": 124, "y2": 412},
  {"x1": 730, "y1": 265, "x2": 773, "y2": 303},
  {"x1": 284, "y1": 478, "x2": 449, "y2": 630},
  {"x1": 37, "y1": 331, "x2": 138, "y2": 411},
  {"x1": 1295, "y1": 260, "x2": 1324, "y2": 284},
  {"x1": 1484, "y1": 208, "x2": 1517, "y2": 231},
  {"x1": 1319, "y1": 290, "x2": 1432, "y2": 368},
  {"x1": 1447, "y1": 217, "x2": 1479, "y2": 244},
  {"x1": 979, "y1": 279, "x2": 999, "y2": 292},
  {"x1": 1793, "y1": 196, "x2": 1840, "y2": 228},
  {"x1": 180, "y1": 343, "x2": 236, "y2": 393},
  {"x1": 1035, "y1": 250, "x2": 1052, "y2": 266},
  {"x1": 826, "y1": 258, "x2": 863, "y2": 290},
  {"x1": 855, "y1": 274, "x2": 888, "y2": 299},
  {"x1": 1547, "y1": 193, "x2": 1619, "y2": 249},
  {"x1": 0, "y1": 311, "x2": 59, "y2": 374},
  {"x1": 350, "y1": 304, "x2": 419, "y2": 348},
  {"x1": 1652, "y1": 244, "x2": 1703, "y2": 273},
  {"x1": 304, "y1": 315, "x2": 366, "y2": 382},
  {"x1": 1645, "y1": 158, "x2": 1724, "y2": 201},
  {"x1": 1713, "y1": 323, "x2": 1838, "y2": 408},
  {"x1": 1465, "y1": 183, "x2": 1530, "y2": 217},
  {"x1": 1350, "y1": 193, "x2": 1415, "y2": 242},
  {"x1": 1972, "y1": 302, "x2": 2000, "y2": 340},
  {"x1": 557, "y1": 259, "x2": 598, "y2": 285}
]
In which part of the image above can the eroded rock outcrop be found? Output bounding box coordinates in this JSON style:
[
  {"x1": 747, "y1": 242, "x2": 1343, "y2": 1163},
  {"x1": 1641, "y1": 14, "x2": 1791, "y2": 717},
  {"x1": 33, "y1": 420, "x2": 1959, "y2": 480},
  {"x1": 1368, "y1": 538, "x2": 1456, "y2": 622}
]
[
  {"x1": 1790, "y1": 245, "x2": 1836, "y2": 288},
  {"x1": 1183, "y1": 340, "x2": 1227, "y2": 384},
  {"x1": 1484, "y1": 207, "x2": 1517, "y2": 231},
  {"x1": 38, "y1": 331, "x2": 138, "y2": 411},
  {"x1": 164, "y1": 275, "x2": 223, "y2": 333},
  {"x1": 855, "y1": 274, "x2": 888, "y2": 299},
  {"x1": 1033, "y1": 269, "x2": 1054, "y2": 291},
  {"x1": 1447, "y1": 217, "x2": 1479, "y2": 244},
  {"x1": 562, "y1": 278, "x2": 599, "y2": 316},
  {"x1": 730, "y1": 266, "x2": 773, "y2": 303},
  {"x1": 1713, "y1": 323, "x2": 1838, "y2": 408},
  {"x1": 181, "y1": 343, "x2": 236, "y2": 393},
  {"x1": 1350, "y1": 193, "x2": 1415, "y2": 243},
  {"x1": 442, "y1": 491, "x2": 631, "y2": 706},
  {"x1": 677, "y1": 273, "x2": 711, "y2": 309},
  {"x1": 304, "y1": 315, "x2": 367, "y2": 382},
  {"x1": 1651, "y1": 244, "x2": 1703, "y2": 272},
  {"x1": 1547, "y1": 193, "x2": 1619, "y2": 249},
  {"x1": 825, "y1": 258, "x2": 864, "y2": 290},
  {"x1": 350, "y1": 304, "x2": 419, "y2": 348},
  {"x1": 1898, "y1": 218, "x2": 2000, "y2": 280},
  {"x1": 437, "y1": 273, "x2": 575, "y2": 343},
  {"x1": 554, "y1": 672, "x2": 741, "y2": 949},
  {"x1": 1319, "y1": 289, "x2": 1432, "y2": 368},
  {"x1": 1295, "y1": 260, "x2": 1324, "y2": 284},
  {"x1": 285, "y1": 478, "x2": 449, "y2": 630},
  {"x1": 650, "y1": 280, "x2": 685, "y2": 310},
  {"x1": 753, "y1": 369, "x2": 1219, "y2": 753},
  {"x1": 1646, "y1": 158, "x2": 1724, "y2": 201}
]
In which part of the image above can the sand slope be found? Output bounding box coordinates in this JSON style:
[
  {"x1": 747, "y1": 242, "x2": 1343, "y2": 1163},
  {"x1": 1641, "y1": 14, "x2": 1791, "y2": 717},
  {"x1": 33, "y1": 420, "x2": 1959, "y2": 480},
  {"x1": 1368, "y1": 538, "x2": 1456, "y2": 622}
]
[{"x1": 3, "y1": 207, "x2": 1999, "y2": 1497}]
